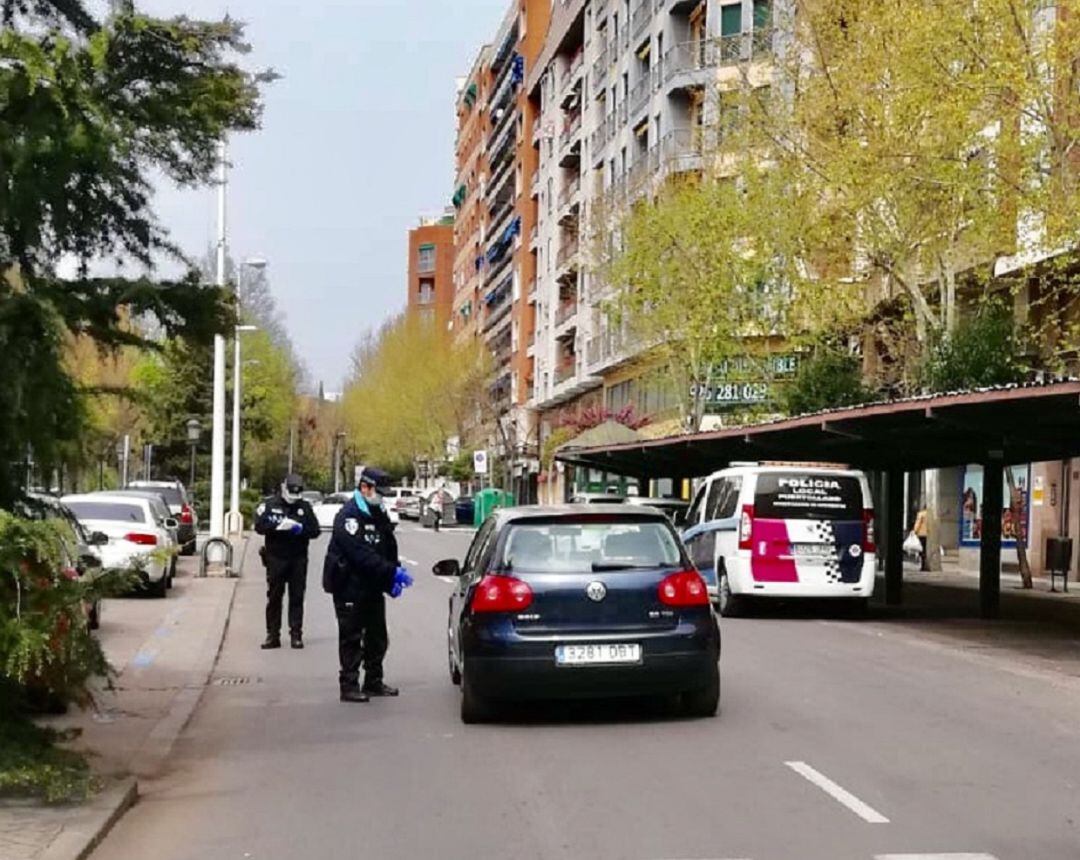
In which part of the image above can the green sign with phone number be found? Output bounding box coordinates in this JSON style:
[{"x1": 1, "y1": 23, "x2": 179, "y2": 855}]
[{"x1": 691, "y1": 354, "x2": 799, "y2": 413}]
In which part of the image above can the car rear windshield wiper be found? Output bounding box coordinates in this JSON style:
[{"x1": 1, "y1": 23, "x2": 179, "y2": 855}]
[{"x1": 591, "y1": 561, "x2": 669, "y2": 571}]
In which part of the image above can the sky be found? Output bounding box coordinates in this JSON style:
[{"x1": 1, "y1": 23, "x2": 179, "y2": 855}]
[{"x1": 136, "y1": 0, "x2": 509, "y2": 392}]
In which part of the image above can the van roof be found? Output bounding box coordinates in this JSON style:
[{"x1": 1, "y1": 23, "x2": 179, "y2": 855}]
[{"x1": 707, "y1": 464, "x2": 866, "y2": 479}]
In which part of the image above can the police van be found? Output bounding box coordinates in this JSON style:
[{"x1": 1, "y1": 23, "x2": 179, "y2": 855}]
[{"x1": 681, "y1": 463, "x2": 876, "y2": 616}]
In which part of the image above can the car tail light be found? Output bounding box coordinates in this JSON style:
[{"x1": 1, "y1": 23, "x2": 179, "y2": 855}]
[
  {"x1": 470, "y1": 574, "x2": 533, "y2": 613},
  {"x1": 862, "y1": 508, "x2": 876, "y2": 554},
  {"x1": 124, "y1": 533, "x2": 158, "y2": 547},
  {"x1": 658, "y1": 570, "x2": 710, "y2": 607},
  {"x1": 738, "y1": 505, "x2": 755, "y2": 551},
  {"x1": 180, "y1": 504, "x2": 194, "y2": 524}
]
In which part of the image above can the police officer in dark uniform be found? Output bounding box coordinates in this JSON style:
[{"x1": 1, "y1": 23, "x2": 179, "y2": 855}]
[
  {"x1": 325, "y1": 466, "x2": 413, "y2": 703},
  {"x1": 254, "y1": 473, "x2": 321, "y2": 650}
]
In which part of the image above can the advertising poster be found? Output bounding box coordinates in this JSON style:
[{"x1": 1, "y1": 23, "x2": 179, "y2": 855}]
[{"x1": 960, "y1": 465, "x2": 1030, "y2": 548}]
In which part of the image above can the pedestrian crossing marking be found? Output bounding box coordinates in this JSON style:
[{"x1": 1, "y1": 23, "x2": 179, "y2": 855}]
[{"x1": 785, "y1": 760, "x2": 890, "y2": 824}]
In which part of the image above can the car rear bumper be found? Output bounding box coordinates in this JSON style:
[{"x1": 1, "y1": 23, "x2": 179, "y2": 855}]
[{"x1": 462, "y1": 621, "x2": 719, "y2": 701}]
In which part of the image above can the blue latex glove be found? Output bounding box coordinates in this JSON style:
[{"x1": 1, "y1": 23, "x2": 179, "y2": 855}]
[
  {"x1": 290, "y1": 522, "x2": 303, "y2": 535},
  {"x1": 389, "y1": 582, "x2": 403, "y2": 599},
  {"x1": 394, "y1": 566, "x2": 414, "y2": 589}
]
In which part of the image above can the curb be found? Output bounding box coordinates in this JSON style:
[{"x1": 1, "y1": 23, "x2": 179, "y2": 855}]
[{"x1": 37, "y1": 778, "x2": 137, "y2": 860}]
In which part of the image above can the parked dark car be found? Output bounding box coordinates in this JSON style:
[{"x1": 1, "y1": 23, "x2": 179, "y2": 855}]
[
  {"x1": 454, "y1": 496, "x2": 475, "y2": 527},
  {"x1": 435, "y1": 505, "x2": 720, "y2": 723},
  {"x1": 127, "y1": 480, "x2": 198, "y2": 555}
]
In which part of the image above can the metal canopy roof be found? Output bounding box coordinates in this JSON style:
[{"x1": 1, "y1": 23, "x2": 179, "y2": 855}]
[{"x1": 556, "y1": 382, "x2": 1080, "y2": 478}]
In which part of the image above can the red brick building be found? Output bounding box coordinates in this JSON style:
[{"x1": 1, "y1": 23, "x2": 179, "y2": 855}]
[{"x1": 406, "y1": 214, "x2": 455, "y2": 329}]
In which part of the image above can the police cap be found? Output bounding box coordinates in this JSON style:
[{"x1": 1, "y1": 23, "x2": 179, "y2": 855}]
[{"x1": 357, "y1": 466, "x2": 392, "y2": 490}]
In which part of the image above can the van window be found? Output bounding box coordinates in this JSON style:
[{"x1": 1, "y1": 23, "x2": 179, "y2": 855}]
[
  {"x1": 754, "y1": 473, "x2": 863, "y2": 521},
  {"x1": 706, "y1": 477, "x2": 742, "y2": 520},
  {"x1": 686, "y1": 484, "x2": 707, "y2": 526}
]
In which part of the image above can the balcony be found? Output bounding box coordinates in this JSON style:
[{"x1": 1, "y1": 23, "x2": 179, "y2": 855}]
[
  {"x1": 590, "y1": 119, "x2": 609, "y2": 163},
  {"x1": 560, "y1": 52, "x2": 585, "y2": 108},
  {"x1": 554, "y1": 361, "x2": 577, "y2": 386},
  {"x1": 662, "y1": 37, "x2": 736, "y2": 91},
  {"x1": 630, "y1": 0, "x2": 651, "y2": 43},
  {"x1": 752, "y1": 26, "x2": 774, "y2": 59},
  {"x1": 529, "y1": 222, "x2": 539, "y2": 249},
  {"x1": 592, "y1": 43, "x2": 610, "y2": 87},
  {"x1": 530, "y1": 170, "x2": 540, "y2": 199},
  {"x1": 557, "y1": 175, "x2": 581, "y2": 217},
  {"x1": 556, "y1": 238, "x2": 580, "y2": 274},
  {"x1": 661, "y1": 128, "x2": 704, "y2": 175},
  {"x1": 554, "y1": 299, "x2": 578, "y2": 328},
  {"x1": 585, "y1": 324, "x2": 640, "y2": 374},
  {"x1": 558, "y1": 112, "x2": 583, "y2": 166},
  {"x1": 627, "y1": 146, "x2": 660, "y2": 194},
  {"x1": 629, "y1": 74, "x2": 652, "y2": 123}
]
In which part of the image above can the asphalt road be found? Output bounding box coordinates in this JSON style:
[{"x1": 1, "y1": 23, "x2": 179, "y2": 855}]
[{"x1": 91, "y1": 526, "x2": 1080, "y2": 860}]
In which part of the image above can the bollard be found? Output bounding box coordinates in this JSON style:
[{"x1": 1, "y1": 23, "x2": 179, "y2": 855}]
[{"x1": 199, "y1": 536, "x2": 234, "y2": 578}]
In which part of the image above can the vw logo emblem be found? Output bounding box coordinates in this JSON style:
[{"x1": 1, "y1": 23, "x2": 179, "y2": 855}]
[
  {"x1": 586, "y1": 581, "x2": 607, "y2": 602},
  {"x1": 849, "y1": 545, "x2": 863, "y2": 558}
]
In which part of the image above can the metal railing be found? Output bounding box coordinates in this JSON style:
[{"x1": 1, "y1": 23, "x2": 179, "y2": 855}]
[
  {"x1": 661, "y1": 127, "x2": 704, "y2": 173},
  {"x1": 556, "y1": 239, "x2": 580, "y2": 270},
  {"x1": 555, "y1": 300, "x2": 578, "y2": 327},
  {"x1": 629, "y1": 74, "x2": 652, "y2": 118},
  {"x1": 558, "y1": 176, "x2": 581, "y2": 211},
  {"x1": 631, "y1": 0, "x2": 651, "y2": 41},
  {"x1": 554, "y1": 361, "x2": 577, "y2": 386},
  {"x1": 560, "y1": 112, "x2": 582, "y2": 151},
  {"x1": 592, "y1": 44, "x2": 610, "y2": 86}
]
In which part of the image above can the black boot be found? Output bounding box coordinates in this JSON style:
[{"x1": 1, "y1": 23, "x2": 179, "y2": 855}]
[
  {"x1": 340, "y1": 688, "x2": 370, "y2": 703},
  {"x1": 362, "y1": 681, "x2": 399, "y2": 697},
  {"x1": 261, "y1": 635, "x2": 281, "y2": 650},
  {"x1": 290, "y1": 632, "x2": 304, "y2": 649}
]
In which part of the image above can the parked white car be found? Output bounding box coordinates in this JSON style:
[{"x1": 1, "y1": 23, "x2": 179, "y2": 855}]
[
  {"x1": 384, "y1": 487, "x2": 419, "y2": 525},
  {"x1": 314, "y1": 492, "x2": 350, "y2": 530},
  {"x1": 62, "y1": 493, "x2": 178, "y2": 597}
]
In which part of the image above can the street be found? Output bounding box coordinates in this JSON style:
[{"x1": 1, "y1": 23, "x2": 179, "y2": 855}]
[{"x1": 89, "y1": 526, "x2": 1080, "y2": 860}]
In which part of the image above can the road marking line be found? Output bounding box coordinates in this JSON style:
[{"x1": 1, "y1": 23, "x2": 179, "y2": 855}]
[
  {"x1": 401, "y1": 557, "x2": 419, "y2": 566},
  {"x1": 876, "y1": 855, "x2": 998, "y2": 860},
  {"x1": 785, "y1": 760, "x2": 890, "y2": 824}
]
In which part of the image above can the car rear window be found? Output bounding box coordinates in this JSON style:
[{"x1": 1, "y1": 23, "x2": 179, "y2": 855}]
[
  {"x1": 754, "y1": 473, "x2": 863, "y2": 521},
  {"x1": 66, "y1": 501, "x2": 147, "y2": 523},
  {"x1": 500, "y1": 519, "x2": 682, "y2": 573},
  {"x1": 131, "y1": 484, "x2": 184, "y2": 506}
]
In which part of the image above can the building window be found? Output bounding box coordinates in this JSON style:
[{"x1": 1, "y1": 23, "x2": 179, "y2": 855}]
[
  {"x1": 720, "y1": 3, "x2": 742, "y2": 37},
  {"x1": 418, "y1": 279, "x2": 435, "y2": 305},
  {"x1": 418, "y1": 243, "x2": 436, "y2": 273}
]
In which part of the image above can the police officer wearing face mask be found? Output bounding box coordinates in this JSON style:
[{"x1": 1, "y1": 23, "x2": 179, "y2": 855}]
[
  {"x1": 324, "y1": 466, "x2": 413, "y2": 703},
  {"x1": 254, "y1": 473, "x2": 321, "y2": 650}
]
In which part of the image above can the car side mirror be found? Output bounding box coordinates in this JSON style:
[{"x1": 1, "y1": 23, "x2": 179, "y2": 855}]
[
  {"x1": 433, "y1": 559, "x2": 461, "y2": 578},
  {"x1": 164, "y1": 517, "x2": 179, "y2": 530},
  {"x1": 89, "y1": 531, "x2": 109, "y2": 546}
]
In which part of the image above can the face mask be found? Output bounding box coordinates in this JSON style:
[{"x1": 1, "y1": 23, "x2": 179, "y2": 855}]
[
  {"x1": 368, "y1": 493, "x2": 384, "y2": 508},
  {"x1": 282, "y1": 483, "x2": 301, "y2": 504}
]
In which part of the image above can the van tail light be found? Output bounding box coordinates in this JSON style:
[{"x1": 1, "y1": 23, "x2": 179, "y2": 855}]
[
  {"x1": 862, "y1": 509, "x2": 876, "y2": 554},
  {"x1": 470, "y1": 575, "x2": 534, "y2": 613},
  {"x1": 124, "y1": 533, "x2": 159, "y2": 547},
  {"x1": 738, "y1": 505, "x2": 755, "y2": 551},
  {"x1": 180, "y1": 504, "x2": 194, "y2": 524},
  {"x1": 658, "y1": 570, "x2": 710, "y2": 607}
]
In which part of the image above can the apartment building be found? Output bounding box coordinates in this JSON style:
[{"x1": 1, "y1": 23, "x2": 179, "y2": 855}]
[
  {"x1": 451, "y1": 48, "x2": 491, "y2": 344},
  {"x1": 525, "y1": 0, "x2": 777, "y2": 498},
  {"x1": 406, "y1": 213, "x2": 455, "y2": 328},
  {"x1": 451, "y1": 0, "x2": 551, "y2": 503}
]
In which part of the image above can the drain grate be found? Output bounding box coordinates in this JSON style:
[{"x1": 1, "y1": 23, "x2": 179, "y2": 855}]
[{"x1": 214, "y1": 676, "x2": 261, "y2": 687}]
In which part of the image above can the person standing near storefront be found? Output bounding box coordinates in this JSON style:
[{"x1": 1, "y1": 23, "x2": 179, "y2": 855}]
[{"x1": 913, "y1": 508, "x2": 930, "y2": 572}]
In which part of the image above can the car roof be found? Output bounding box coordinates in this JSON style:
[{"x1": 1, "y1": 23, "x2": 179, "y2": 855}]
[
  {"x1": 493, "y1": 504, "x2": 670, "y2": 524},
  {"x1": 128, "y1": 480, "x2": 182, "y2": 489},
  {"x1": 626, "y1": 496, "x2": 688, "y2": 505},
  {"x1": 62, "y1": 493, "x2": 154, "y2": 506}
]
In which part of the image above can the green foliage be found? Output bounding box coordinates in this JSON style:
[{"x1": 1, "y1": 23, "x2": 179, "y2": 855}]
[
  {"x1": 0, "y1": 4, "x2": 270, "y2": 506},
  {"x1": 782, "y1": 345, "x2": 874, "y2": 416},
  {"x1": 0, "y1": 710, "x2": 97, "y2": 803},
  {"x1": 541, "y1": 426, "x2": 577, "y2": 469},
  {"x1": 0, "y1": 512, "x2": 134, "y2": 707},
  {"x1": 921, "y1": 303, "x2": 1029, "y2": 393}
]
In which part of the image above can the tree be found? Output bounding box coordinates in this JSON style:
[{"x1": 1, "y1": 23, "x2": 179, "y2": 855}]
[
  {"x1": 596, "y1": 176, "x2": 795, "y2": 431},
  {"x1": 0, "y1": 3, "x2": 270, "y2": 506},
  {"x1": 341, "y1": 315, "x2": 491, "y2": 475},
  {"x1": 782, "y1": 343, "x2": 874, "y2": 416}
]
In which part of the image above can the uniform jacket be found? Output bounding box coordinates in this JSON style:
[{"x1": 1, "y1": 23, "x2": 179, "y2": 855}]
[
  {"x1": 254, "y1": 495, "x2": 321, "y2": 560},
  {"x1": 326, "y1": 494, "x2": 399, "y2": 600}
]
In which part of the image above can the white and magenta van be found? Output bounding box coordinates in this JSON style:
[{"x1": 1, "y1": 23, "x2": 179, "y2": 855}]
[{"x1": 681, "y1": 464, "x2": 876, "y2": 616}]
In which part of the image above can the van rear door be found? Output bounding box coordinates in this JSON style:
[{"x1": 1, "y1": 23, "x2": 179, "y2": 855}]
[{"x1": 749, "y1": 472, "x2": 867, "y2": 583}]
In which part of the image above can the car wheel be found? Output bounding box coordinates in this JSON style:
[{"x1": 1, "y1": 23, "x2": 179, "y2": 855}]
[
  {"x1": 460, "y1": 667, "x2": 493, "y2": 725},
  {"x1": 168, "y1": 558, "x2": 177, "y2": 588},
  {"x1": 683, "y1": 667, "x2": 720, "y2": 718},
  {"x1": 717, "y1": 570, "x2": 745, "y2": 618},
  {"x1": 148, "y1": 574, "x2": 168, "y2": 599}
]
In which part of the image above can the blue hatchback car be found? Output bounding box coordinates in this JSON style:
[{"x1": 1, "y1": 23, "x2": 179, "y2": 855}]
[{"x1": 434, "y1": 505, "x2": 721, "y2": 723}]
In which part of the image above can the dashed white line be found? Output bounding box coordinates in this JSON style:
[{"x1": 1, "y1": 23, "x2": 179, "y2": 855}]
[
  {"x1": 876, "y1": 855, "x2": 998, "y2": 860},
  {"x1": 785, "y1": 760, "x2": 890, "y2": 824}
]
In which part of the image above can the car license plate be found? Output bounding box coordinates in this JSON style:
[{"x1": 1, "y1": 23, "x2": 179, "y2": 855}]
[
  {"x1": 792, "y1": 543, "x2": 836, "y2": 559},
  {"x1": 555, "y1": 643, "x2": 641, "y2": 666}
]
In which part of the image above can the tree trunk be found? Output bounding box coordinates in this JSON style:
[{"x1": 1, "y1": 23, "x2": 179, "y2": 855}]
[
  {"x1": 1005, "y1": 465, "x2": 1034, "y2": 589},
  {"x1": 925, "y1": 469, "x2": 943, "y2": 572}
]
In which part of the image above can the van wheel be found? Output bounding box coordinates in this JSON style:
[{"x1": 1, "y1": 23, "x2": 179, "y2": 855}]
[
  {"x1": 717, "y1": 571, "x2": 744, "y2": 618},
  {"x1": 460, "y1": 667, "x2": 493, "y2": 725},
  {"x1": 683, "y1": 667, "x2": 720, "y2": 718},
  {"x1": 148, "y1": 575, "x2": 167, "y2": 599}
]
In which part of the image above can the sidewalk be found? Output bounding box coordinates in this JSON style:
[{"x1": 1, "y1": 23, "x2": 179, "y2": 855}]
[
  {"x1": 0, "y1": 536, "x2": 247, "y2": 860},
  {"x1": 865, "y1": 559, "x2": 1080, "y2": 681}
]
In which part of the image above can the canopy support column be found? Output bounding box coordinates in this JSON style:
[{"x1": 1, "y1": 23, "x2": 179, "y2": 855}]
[
  {"x1": 885, "y1": 468, "x2": 904, "y2": 606},
  {"x1": 980, "y1": 457, "x2": 1004, "y2": 619}
]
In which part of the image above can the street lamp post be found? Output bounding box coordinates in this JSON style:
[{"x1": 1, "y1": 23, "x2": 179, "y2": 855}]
[
  {"x1": 186, "y1": 418, "x2": 202, "y2": 488},
  {"x1": 209, "y1": 140, "x2": 229, "y2": 540},
  {"x1": 333, "y1": 431, "x2": 346, "y2": 494}
]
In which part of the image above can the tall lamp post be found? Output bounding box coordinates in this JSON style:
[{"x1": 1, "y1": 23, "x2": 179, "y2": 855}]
[
  {"x1": 209, "y1": 140, "x2": 229, "y2": 540},
  {"x1": 186, "y1": 418, "x2": 202, "y2": 488},
  {"x1": 333, "y1": 431, "x2": 346, "y2": 494}
]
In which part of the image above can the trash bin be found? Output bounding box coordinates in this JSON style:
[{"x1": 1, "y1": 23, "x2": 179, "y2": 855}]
[
  {"x1": 455, "y1": 496, "x2": 475, "y2": 526},
  {"x1": 473, "y1": 488, "x2": 515, "y2": 526},
  {"x1": 1046, "y1": 535, "x2": 1072, "y2": 592}
]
